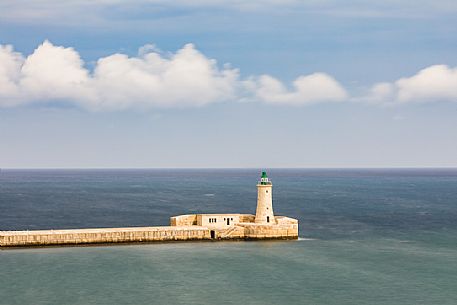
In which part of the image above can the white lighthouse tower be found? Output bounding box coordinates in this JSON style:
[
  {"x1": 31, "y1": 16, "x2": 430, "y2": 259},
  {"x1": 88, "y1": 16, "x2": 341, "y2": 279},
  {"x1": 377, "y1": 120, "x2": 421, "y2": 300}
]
[{"x1": 255, "y1": 171, "x2": 275, "y2": 224}]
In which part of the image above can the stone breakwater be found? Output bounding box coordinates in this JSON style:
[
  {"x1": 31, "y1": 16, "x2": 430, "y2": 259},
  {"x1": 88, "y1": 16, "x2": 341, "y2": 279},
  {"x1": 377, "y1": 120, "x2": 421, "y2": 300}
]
[
  {"x1": 0, "y1": 226, "x2": 210, "y2": 247},
  {"x1": 0, "y1": 214, "x2": 298, "y2": 248}
]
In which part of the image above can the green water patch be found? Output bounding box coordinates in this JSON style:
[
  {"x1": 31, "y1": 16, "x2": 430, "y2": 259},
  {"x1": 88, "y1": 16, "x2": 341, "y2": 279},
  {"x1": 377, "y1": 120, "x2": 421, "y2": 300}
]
[{"x1": 1, "y1": 237, "x2": 456, "y2": 305}]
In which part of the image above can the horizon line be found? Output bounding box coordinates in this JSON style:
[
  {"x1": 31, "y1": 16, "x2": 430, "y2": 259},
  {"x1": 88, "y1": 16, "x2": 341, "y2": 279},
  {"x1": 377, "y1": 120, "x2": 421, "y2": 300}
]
[{"x1": 2, "y1": 167, "x2": 457, "y2": 170}]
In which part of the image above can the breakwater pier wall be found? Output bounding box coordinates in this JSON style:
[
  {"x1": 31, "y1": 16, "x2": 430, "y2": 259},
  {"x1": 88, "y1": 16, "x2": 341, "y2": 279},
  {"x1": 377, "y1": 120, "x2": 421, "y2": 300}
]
[
  {"x1": 0, "y1": 214, "x2": 298, "y2": 248},
  {"x1": 0, "y1": 226, "x2": 210, "y2": 247}
]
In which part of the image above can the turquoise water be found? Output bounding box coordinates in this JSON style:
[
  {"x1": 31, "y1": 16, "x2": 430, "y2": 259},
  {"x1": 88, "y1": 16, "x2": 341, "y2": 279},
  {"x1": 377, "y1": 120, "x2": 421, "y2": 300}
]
[{"x1": 1, "y1": 169, "x2": 456, "y2": 304}]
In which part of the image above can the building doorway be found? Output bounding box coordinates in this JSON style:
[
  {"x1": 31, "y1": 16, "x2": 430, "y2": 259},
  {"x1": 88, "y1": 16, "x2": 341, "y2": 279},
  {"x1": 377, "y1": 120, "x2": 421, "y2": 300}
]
[{"x1": 210, "y1": 230, "x2": 215, "y2": 239}]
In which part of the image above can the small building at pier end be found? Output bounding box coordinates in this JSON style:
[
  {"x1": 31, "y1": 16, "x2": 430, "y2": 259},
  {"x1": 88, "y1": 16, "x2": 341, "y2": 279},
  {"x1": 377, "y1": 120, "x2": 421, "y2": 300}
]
[{"x1": 170, "y1": 171, "x2": 298, "y2": 240}]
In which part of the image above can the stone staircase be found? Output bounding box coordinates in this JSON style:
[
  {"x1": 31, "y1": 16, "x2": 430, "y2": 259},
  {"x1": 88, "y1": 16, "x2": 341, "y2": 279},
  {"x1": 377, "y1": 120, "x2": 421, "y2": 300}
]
[{"x1": 219, "y1": 226, "x2": 238, "y2": 239}]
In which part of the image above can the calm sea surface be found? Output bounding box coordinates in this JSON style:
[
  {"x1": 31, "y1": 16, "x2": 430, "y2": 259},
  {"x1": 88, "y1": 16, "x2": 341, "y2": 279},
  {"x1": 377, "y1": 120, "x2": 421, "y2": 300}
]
[{"x1": 1, "y1": 169, "x2": 456, "y2": 305}]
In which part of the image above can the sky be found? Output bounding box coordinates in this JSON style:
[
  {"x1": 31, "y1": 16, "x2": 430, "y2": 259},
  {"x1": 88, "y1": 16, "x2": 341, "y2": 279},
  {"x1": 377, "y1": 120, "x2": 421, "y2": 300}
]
[{"x1": 1, "y1": 0, "x2": 457, "y2": 168}]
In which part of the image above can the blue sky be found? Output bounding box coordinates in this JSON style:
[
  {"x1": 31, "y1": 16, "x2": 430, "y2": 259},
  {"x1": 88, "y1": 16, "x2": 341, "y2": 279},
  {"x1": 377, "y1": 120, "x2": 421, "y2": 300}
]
[{"x1": 1, "y1": 0, "x2": 457, "y2": 168}]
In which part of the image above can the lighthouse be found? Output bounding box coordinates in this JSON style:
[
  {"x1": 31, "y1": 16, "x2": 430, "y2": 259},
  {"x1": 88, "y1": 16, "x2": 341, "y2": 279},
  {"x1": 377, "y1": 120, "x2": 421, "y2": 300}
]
[{"x1": 255, "y1": 171, "x2": 275, "y2": 224}]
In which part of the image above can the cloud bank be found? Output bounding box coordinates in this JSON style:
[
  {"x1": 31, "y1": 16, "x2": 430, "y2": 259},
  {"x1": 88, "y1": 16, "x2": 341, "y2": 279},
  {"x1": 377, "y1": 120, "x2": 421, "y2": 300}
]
[
  {"x1": 364, "y1": 65, "x2": 457, "y2": 105},
  {"x1": 0, "y1": 41, "x2": 240, "y2": 110},
  {"x1": 253, "y1": 73, "x2": 347, "y2": 105},
  {"x1": 0, "y1": 40, "x2": 349, "y2": 110},
  {"x1": 1, "y1": 41, "x2": 456, "y2": 111}
]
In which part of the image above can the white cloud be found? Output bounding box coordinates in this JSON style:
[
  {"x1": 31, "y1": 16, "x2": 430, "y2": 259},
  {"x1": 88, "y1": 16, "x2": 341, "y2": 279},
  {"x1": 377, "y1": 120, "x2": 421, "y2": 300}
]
[
  {"x1": 137, "y1": 44, "x2": 161, "y2": 57},
  {"x1": 396, "y1": 65, "x2": 457, "y2": 102},
  {"x1": 0, "y1": 45, "x2": 24, "y2": 106},
  {"x1": 2, "y1": 41, "x2": 457, "y2": 111},
  {"x1": 360, "y1": 82, "x2": 395, "y2": 104},
  {"x1": 90, "y1": 43, "x2": 239, "y2": 110},
  {"x1": 363, "y1": 65, "x2": 457, "y2": 104},
  {"x1": 254, "y1": 73, "x2": 348, "y2": 105},
  {"x1": 0, "y1": 41, "x2": 239, "y2": 111},
  {"x1": 19, "y1": 40, "x2": 92, "y2": 104}
]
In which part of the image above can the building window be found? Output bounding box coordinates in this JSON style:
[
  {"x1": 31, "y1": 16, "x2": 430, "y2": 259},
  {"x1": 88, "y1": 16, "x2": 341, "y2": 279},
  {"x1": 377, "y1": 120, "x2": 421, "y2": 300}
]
[
  {"x1": 266, "y1": 190, "x2": 268, "y2": 193},
  {"x1": 267, "y1": 216, "x2": 270, "y2": 223}
]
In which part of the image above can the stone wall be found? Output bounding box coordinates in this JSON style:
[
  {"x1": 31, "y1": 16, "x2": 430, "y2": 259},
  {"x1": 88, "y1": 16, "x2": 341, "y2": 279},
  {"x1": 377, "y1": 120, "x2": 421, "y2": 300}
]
[
  {"x1": 216, "y1": 225, "x2": 246, "y2": 239},
  {"x1": 239, "y1": 214, "x2": 256, "y2": 223},
  {"x1": 170, "y1": 215, "x2": 198, "y2": 226},
  {"x1": 0, "y1": 226, "x2": 210, "y2": 247},
  {"x1": 238, "y1": 223, "x2": 299, "y2": 239},
  {"x1": 1, "y1": 215, "x2": 299, "y2": 247},
  {"x1": 275, "y1": 216, "x2": 299, "y2": 225}
]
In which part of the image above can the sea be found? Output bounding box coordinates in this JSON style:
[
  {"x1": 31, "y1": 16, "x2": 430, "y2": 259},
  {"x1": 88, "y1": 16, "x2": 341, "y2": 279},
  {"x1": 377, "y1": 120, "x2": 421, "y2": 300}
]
[{"x1": 0, "y1": 169, "x2": 456, "y2": 305}]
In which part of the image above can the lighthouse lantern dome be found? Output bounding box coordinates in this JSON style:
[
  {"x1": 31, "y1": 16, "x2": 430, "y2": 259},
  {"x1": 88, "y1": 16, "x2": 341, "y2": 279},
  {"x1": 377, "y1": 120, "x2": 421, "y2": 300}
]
[{"x1": 259, "y1": 171, "x2": 271, "y2": 185}]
